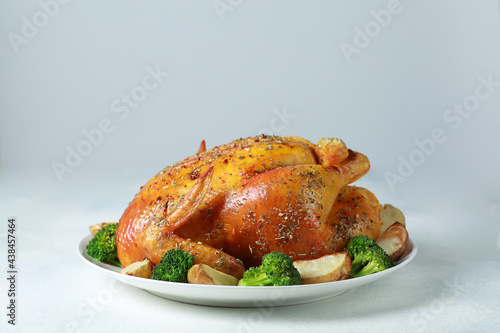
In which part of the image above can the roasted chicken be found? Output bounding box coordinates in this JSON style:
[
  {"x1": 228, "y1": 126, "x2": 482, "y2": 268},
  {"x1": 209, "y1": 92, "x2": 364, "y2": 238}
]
[{"x1": 116, "y1": 136, "x2": 382, "y2": 279}]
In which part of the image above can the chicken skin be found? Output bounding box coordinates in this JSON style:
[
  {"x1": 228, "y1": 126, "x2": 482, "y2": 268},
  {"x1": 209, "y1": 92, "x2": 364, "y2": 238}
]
[{"x1": 116, "y1": 136, "x2": 382, "y2": 278}]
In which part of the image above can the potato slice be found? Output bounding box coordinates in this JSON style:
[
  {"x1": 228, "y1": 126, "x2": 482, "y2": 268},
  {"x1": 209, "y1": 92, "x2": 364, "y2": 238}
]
[
  {"x1": 376, "y1": 222, "x2": 409, "y2": 261},
  {"x1": 119, "y1": 259, "x2": 153, "y2": 278},
  {"x1": 293, "y1": 252, "x2": 351, "y2": 284},
  {"x1": 187, "y1": 264, "x2": 239, "y2": 285},
  {"x1": 380, "y1": 204, "x2": 405, "y2": 235},
  {"x1": 89, "y1": 222, "x2": 116, "y2": 236}
]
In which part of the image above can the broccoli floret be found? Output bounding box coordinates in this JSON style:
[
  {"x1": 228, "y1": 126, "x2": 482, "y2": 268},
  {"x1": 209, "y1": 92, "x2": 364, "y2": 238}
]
[
  {"x1": 346, "y1": 235, "x2": 394, "y2": 277},
  {"x1": 345, "y1": 235, "x2": 376, "y2": 259},
  {"x1": 345, "y1": 234, "x2": 395, "y2": 278},
  {"x1": 350, "y1": 245, "x2": 394, "y2": 278},
  {"x1": 86, "y1": 223, "x2": 121, "y2": 266},
  {"x1": 238, "y1": 251, "x2": 301, "y2": 286},
  {"x1": 150, "y1": 249, "x2": 194, "y2": 283},
  {"x1": 238, "y1": 267, "x2": 272, "y2": 286}
]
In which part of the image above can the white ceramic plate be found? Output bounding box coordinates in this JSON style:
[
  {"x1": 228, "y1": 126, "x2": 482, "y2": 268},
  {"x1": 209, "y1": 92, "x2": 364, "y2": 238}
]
[{"x1": 78, "y1": 235, "x2": 417, "y2": 307}]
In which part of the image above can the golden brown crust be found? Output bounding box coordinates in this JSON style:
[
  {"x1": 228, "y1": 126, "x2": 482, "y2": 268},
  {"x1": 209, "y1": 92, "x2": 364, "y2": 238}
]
[
  {"x1": 327, "y1": 185, "x2": 383, "y2": 252},
  {"x1": 116, "y1": 136, "x2": 380, "y2": 275},
  {"x1": 117, "y1": 135, "x2": 318, "y2": 270}
]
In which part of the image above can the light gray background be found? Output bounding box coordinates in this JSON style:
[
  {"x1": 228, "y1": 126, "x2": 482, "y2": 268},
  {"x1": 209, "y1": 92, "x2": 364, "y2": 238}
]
[{"x1": 1, "y1": 1, "x2": 499, "y2": 332}]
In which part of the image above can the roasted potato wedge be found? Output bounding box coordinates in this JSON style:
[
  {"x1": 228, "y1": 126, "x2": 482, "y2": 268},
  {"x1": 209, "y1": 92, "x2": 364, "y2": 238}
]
[
  {"x1": 89, "y1": 222, "x2": 116, "y2": 236},
  {"x1": 187, "y1": 264, "x2": 239, "y2": 285},
  {"x1": 376, "y1": 222, "x2": 408, "y2": 261},
  {"x1": 379, "y1": 204, "x2": 405, "y2": 235},
  {"x1": 293, "y1": 252, "x2": 351, "y2": 284},
  {"x1": 119, "y1": 259, "x2": 153, "y2": 278}
]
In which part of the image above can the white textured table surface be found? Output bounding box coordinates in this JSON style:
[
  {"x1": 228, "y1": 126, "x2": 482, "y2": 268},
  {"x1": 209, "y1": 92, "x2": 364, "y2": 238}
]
[{"x1": 1, "y1": 168, "x2": 499, "y2": 333}]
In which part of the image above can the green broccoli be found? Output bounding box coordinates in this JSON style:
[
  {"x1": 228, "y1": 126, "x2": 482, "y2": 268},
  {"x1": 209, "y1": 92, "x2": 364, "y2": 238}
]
[
  {"x1": 350, "y1": 245, "x2": 394, "y2": 277},
  {"x1": 345, "y1": 235, "x2": 376, "y2": 259},
  {"x1": 150, "y1": 249, "x2": 194, "y2": 283},
  {"x1": 345, "y1": 235, "x2": 394, "y2": 278},
  {"x1": 237, "y1": 251, "x2": 301, "y2": 286},
  {"x1": 86, "y1": 223, "x2": 121, "y2": 267}
]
